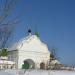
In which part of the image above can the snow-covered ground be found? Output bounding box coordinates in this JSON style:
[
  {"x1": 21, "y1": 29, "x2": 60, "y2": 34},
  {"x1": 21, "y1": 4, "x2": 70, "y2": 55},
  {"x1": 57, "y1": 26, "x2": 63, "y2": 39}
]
[{"x1": 0, "y1": 69, "x2": 75, "y2": 75}]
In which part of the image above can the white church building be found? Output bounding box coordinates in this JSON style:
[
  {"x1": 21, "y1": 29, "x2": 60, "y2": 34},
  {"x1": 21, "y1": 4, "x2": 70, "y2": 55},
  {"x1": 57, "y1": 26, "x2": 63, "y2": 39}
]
[{"x1": 8, "y1": 30, "x2": 50, "y2": 69}]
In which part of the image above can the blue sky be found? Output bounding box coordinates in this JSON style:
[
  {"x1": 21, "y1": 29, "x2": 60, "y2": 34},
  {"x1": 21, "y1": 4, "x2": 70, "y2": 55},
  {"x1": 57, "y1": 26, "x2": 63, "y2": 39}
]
[{"x1": 1, "y1": 0, "x2": 75, "y2": 66}]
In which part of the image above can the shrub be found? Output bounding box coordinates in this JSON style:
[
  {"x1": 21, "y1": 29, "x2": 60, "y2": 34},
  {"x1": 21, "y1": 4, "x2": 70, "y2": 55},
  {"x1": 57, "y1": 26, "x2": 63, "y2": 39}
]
[{"x1": 0, "y1": 48, "x2": 8, "y2": 56}]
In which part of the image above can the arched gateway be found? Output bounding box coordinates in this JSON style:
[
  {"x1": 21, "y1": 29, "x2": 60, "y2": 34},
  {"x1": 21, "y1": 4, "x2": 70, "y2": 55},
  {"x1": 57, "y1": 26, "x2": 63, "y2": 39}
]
[{"x1": 22, "y1": 59, "x2": 35, "y2": 69}]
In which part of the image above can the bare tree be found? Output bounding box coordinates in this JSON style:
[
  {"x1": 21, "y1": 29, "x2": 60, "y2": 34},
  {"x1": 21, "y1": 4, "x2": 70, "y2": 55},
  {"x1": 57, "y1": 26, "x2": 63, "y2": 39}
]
[
  {"x1": 50, "y1": 47, "x2": 58, "y2": 61},
  {"x1": 0, "y1": 0, "x2": 19, "y2": 48}
]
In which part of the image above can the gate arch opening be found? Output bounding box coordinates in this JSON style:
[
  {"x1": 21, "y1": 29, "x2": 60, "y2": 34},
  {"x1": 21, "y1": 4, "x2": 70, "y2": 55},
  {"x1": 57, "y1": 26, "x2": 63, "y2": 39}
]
[{"x1": 22, "y1": 59, "x2": 35, "y2": 69}]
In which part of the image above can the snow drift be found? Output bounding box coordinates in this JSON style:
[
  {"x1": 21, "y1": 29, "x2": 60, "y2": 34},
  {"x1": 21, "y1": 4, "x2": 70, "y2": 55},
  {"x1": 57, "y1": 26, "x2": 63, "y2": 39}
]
[{"x1": 0, "y1": 69, "x2": 75, "y2": 75}]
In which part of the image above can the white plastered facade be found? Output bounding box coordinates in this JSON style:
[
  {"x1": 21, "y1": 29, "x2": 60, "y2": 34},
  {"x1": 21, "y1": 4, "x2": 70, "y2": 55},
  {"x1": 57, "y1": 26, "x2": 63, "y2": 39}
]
[{"x1": 8, "y1": 35, "x2": 50, "y2": 69}]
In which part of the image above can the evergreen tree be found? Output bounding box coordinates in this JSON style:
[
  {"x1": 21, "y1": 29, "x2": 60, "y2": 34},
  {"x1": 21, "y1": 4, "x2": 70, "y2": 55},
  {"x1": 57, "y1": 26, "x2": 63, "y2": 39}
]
[{"x1": 1, "y1": 48, "x2": 8, "y2": 56}]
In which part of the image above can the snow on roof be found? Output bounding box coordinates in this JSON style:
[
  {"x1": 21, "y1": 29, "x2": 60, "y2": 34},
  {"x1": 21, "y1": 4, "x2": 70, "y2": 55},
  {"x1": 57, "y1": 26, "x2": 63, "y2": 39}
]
[
  {"x1": 50, "y1": 60, "x2": 60, "y2": 64},
  {"x1": 8, "y1": 35, "x2": 33, "y2": 51},
  {"x1": 8, "y1": 43, "x2": 18, "y2": 51},
  {"x1": 0, "y1": 60, "x2": 15, "y2": 64}
]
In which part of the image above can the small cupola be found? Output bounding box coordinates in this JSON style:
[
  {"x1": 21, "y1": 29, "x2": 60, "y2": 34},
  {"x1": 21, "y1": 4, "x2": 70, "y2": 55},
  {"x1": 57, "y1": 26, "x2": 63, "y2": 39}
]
[{"x1": 28, "y1": 29, "x2": 32, "y2": 35}]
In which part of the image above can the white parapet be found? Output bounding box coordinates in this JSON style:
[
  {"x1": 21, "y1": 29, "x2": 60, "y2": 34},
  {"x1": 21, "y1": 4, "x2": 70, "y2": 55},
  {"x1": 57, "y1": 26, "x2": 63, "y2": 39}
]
[{"x1": 0, "y1": 56, "x2": 8, "y2": 60}]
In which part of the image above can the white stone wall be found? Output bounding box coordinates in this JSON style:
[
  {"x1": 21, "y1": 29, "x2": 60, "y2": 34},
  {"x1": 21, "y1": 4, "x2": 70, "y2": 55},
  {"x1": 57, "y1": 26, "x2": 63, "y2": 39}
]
[
  {"x1": 18, "y1": 50, "x2": 50, "y2": 69},
  {"x1": 16, "y1": 35, "x2": 50, "y2": 69},
  {"x1": 17, "y1": 35, "x2": 50, "y2": 53},
  {"x1": 8, "y1": 50, "x2": 18, "y2": 69}
]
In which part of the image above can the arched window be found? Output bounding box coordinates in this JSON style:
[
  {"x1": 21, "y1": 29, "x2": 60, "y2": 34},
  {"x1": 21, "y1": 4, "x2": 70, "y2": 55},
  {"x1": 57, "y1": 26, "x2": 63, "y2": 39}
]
[{"x1": 40, "y1": 62, "x2": 45, "y2": 69}]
